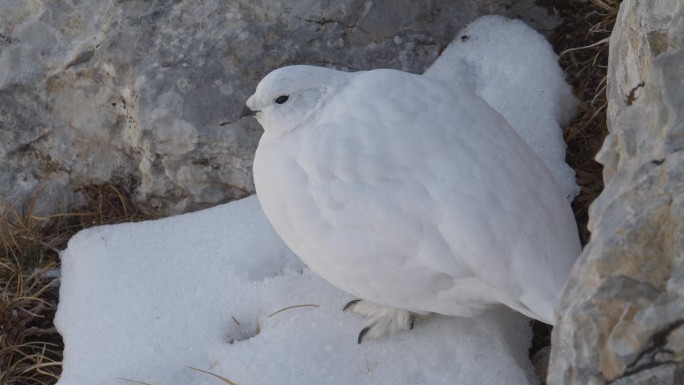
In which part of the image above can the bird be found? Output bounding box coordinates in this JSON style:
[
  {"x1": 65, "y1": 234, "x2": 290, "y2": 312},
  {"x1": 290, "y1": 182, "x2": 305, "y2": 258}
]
[{"x1": 243, "y1": 65, "x2": 581, "y2": 343}]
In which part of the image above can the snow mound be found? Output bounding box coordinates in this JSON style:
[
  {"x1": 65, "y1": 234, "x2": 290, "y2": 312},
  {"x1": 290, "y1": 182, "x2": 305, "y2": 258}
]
[
  {"x1": 55, "y1": 196, "x2": 537, "y2": 385},
  {"x1": 425, "y1": 15, "x2": 579, "y2": 200}
]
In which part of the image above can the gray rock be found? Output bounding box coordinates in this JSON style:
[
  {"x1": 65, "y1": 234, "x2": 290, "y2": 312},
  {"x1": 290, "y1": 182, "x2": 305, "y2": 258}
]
[
  {"x1": 548, "y1": 1, "x2": 684, "y2": 384},
  {"x1": 601, "y1": 0, "x2": 681, "y2": 183},
  {"x1": 0, "y1": 0, "x2": 557, "y2": 215}
]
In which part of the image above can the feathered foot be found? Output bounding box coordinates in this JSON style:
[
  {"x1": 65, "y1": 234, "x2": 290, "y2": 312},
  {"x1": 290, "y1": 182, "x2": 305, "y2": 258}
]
[{"x1": 343, "y1": 299, "x2": 415, "y2": 343}]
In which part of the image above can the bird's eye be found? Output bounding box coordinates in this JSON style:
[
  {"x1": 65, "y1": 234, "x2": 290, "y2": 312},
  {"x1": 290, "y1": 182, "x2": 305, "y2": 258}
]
[{"x1": 275, "y1": 95, "x2": 289, "y2": 104}]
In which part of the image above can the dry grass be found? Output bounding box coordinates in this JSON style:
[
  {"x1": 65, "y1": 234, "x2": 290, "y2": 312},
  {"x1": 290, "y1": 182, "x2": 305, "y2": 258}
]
[
  {"x1": 188, "y1": 367, "x2": 239, "y2": 385},
  {"x1": 551, "y1": 0, "x2": 621, "y2": 244},
  {"x1": 0, "y1": 185, "x2": 154, "y2": 385},
  {"x1": 116, "y1": 367, "x2": 239, "y2": 385},
  {"x1": 528, "y1": 0, "x2": 620, "y2": 366}
]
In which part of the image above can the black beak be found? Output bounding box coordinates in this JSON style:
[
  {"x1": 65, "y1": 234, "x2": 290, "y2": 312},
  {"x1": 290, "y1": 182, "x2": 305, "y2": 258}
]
[
  {"x1": 220, "y1": 105, "x2": 258, "y2": 126},
  {"x1": 240, "y1": 105, "x2": 258, "y2": 118}
]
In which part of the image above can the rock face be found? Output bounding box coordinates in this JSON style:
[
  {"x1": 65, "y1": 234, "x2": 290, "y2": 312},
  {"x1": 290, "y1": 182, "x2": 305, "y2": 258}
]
[
  {"x1": 0, "y1": 0, "x2": 556, "y2": 215},
  {"x1": 549, "y1": 1, "x2": 684, "y2": 384}
]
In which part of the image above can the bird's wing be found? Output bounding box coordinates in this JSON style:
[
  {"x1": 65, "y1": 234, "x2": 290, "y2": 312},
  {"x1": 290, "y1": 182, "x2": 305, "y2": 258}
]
[{"x1": 302, "y1": 70, "x2": 580, "y2": 320}]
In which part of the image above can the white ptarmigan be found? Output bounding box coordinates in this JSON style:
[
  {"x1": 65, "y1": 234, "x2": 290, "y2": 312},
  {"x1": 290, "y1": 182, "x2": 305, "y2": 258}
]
[{"x1": 244, "y1": 65, "x2": 581, "y2": 342}]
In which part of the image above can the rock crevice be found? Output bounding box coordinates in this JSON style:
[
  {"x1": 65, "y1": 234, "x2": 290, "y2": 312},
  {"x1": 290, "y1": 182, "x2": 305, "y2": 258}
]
[{"x1": 549, "y1": 1, "x2": 684, "y2": 384}]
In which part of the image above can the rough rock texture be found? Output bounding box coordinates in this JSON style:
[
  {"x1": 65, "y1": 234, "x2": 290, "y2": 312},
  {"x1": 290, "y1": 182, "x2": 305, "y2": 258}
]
[
  {"x1": 0, "y1": 0, "x2": 557, "y2": 215},
  {"x1": 549, "y1": 1, "x2": 684, "y2": 384}
]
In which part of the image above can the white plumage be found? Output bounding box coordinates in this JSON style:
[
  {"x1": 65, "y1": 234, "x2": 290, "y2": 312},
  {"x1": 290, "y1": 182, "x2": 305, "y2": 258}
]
[{"x1": 246, "y1": 65, "x2": 581, "y2": 341}]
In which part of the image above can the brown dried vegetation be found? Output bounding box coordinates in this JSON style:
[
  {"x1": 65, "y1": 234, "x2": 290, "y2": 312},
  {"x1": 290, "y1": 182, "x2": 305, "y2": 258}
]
[
  {"x1": 1, "y1": 185, "x2": 153, "y2": 384},
  {"x1": 551, "y1": 0, "x2": 620, "y2": 244}
]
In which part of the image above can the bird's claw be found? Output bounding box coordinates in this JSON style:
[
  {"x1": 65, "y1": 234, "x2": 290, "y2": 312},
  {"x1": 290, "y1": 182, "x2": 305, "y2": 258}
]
[
  {"x1": 358, "y1": 326, "x2": 371, "y2": 344},
  {"x1": 343, "y1": 299, "x2": 416, "y2": 343},
  {"x1": 343, "y1": 299, "x2": 361, "y2": 311}
]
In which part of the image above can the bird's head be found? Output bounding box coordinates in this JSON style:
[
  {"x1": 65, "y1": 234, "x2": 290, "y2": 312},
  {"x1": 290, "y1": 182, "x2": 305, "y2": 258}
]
[{"x1": 242, "y1": 65, "x2": 348, "y2": 139}]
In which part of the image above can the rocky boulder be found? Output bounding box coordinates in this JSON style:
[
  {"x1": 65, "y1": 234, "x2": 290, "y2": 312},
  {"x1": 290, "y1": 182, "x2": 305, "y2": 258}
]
[
  {"x1": 0, "y1": 0, "x2": 556, "y2": 215},
  {"x1": 549, "y1": 0, "x2": 684, "y2": 384}
]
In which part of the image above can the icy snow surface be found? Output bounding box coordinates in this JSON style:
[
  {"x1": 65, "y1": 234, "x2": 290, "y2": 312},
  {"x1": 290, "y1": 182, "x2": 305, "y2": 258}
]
[
  {"x1": 56, "y1": 196, "x2": 537, "y2": 385},
  {"x1": 55, "y1": 15, "x2": 578, "y2": 385}
]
